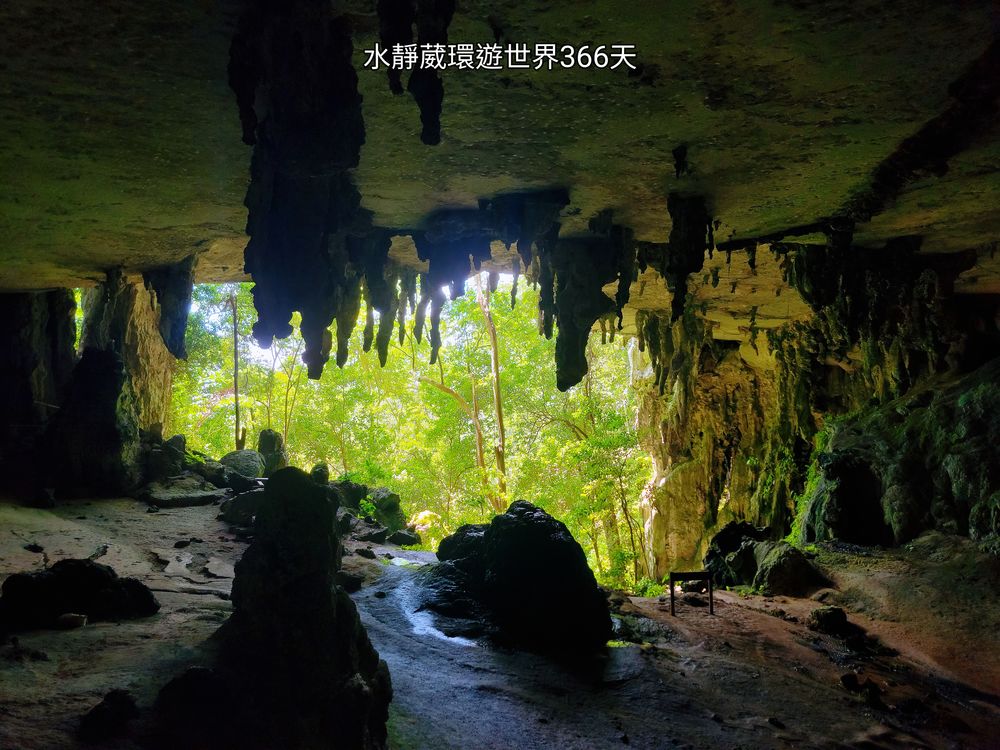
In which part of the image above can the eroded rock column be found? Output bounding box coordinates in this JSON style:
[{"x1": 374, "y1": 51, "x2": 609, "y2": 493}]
[{"x1": 44, "y1": 270, "x2": 176, "y2": 495}]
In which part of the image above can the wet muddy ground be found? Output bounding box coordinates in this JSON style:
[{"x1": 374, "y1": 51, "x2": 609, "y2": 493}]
[{"x1": 1, "y1": 499, "x2": 997, "y2": 749}]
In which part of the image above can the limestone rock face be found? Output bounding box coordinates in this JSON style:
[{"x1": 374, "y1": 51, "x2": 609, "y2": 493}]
[
  {"x1": 427, "y1": 501, "x2": 611, "y2": 654},
  {"x1": 81, "y1": 269, "x2": 174, "y2": 432},
  {"x1": 217, "y1": 467, "x2": 391, "y2": 750},
  {"x1": 801, "y1": 357, "x2": 1000, "y2": 546},
  {"x1": 43, "y1": 348, "x2": 143, "y2": 496}
]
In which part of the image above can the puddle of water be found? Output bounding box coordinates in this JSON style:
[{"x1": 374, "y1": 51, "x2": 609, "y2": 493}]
[{"x1": 389, "y1": 569, "x2": 478, "y2": 648}]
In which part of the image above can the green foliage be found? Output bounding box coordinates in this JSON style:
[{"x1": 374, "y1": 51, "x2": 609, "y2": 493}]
[
  {"x1": 359, "y1": 498, "x2": 377, "y2": 519},
  {"x1": 632, "y1": 577, "x2": 665, "y2": 598},
  {"x1": 171, "y1": 276, "x2": 652, "y2": 592},
  {"x1": 786, "y1": 421, "x2": 836, "y2": 545}
]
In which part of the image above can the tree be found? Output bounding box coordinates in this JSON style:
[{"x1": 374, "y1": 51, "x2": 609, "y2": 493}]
[{"x1": 171, "y1": 276, "x2": 653, "y2": 592}]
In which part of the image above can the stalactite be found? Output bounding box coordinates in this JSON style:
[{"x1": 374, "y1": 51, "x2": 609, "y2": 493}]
[
  {"x1": 662, "y1": 193, "x2": 712, "y2": 322},
  {"x1": 428, "y1": 287, "x2": 446, "y2": 364},
  {"x1": 550, "y1": 237, "x2": 619, "y2": 391},
  {"x1": 376, "y1": 0, "x2": 416, "y2": 95},
  {"x1": 335, "y1": 276, "x2": 362, "y2": 368},
  {"x1": 536, "y1": 228, "x2": 557, "y2": 340},
  {"x1": 230, "y1": 1, "x2": 368, "y2": 380},
  {"x1": 362, "y1": 297, "x2": 375, "y2": 354},
  {"x1": 414, "y1": 272, "x2": 430, "y2": 344},
  {"x1": 142, "y1": 255, "x2": 196, "y2": 359},
  {"x1": 407, "y1": 0, "x2": 456, "y2": 145},
  {"x1": 376, "y1": 283, "x2": 399, "y2": 366}
]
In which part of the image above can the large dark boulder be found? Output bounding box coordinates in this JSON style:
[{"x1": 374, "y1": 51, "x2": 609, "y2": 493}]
[
  {"x1": 331, "y1": 479, "x2": 368, "y2": 510},
  {"x1": 703, "y1": 521, "x2": 769, "y2": 586},
  {"x1": 437, "y1": 523, "x2": 487, "y2": 568},
  {"x1": 427, "y1": 501, "x2": 611, "y2": 654},
  {"x1": 387, "y1": 528, "x2": 421, "y2": 546},
  {"x1": 0, "y1": 559, "x2": 159, "y2": 631},
  {"x1": 751, "y1": 541, "x2": 829, "y2": 596},
  {"x1": 219, "y1": 449, "x2": 265, "y2": 479},
  {"x1": 703, "y1": 523, "x2": 828, "y2": 596},
  {"x1": 369, "y1": 487, "x2": 407, "y2": 532},
  {"x1": 156, "y1": 467, "x2": 391, "y2": 750},
  {"x1": 219, "y1": 488, "x2": 266, "y2": 527}
]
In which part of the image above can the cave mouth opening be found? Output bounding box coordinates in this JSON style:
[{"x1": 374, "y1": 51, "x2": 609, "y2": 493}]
[{"x1": 171, "y1": 274, "x2": 657, "y2": 595}]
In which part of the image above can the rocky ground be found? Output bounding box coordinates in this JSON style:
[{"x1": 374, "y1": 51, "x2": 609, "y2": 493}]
[{"x1": 0, "y1": 499, "x2": 997, "y2": 749}]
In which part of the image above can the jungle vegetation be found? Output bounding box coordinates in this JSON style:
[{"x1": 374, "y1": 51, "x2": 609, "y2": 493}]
[{"x1": 170, "y1": 277, "x2": 654, "y2": 593}]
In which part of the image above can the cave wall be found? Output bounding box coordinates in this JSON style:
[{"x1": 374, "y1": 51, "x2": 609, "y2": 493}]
[
  {"x1": 0, "y1": 290, "x2": 77, "y2": 488},
  {"x1": 36, "y1": 269, "x2": 178, "y2": 496},
  {"x1": 637, "y1": 242, "x2": 1000, "y2": 577},
  {"x1": 81, "y1": 269, "x2": 174, "y2": 431}
]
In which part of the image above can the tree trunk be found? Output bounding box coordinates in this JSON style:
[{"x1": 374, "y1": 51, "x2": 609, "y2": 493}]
[
  {"x1": 281, "y1": 338, "x2": 304, "y2": 444},
  {"x1": 231, "y1": 292, "x2": 246, "y2": 450},
  {"x1": 475, "y1": 274, "x2": 507, "y2": 500},
  {"x1": 589, "y1": 522, "x2": 605, "y2": 576},
  {"x1": 418, "y1": 373, "x2": 503, "y2": 514}
]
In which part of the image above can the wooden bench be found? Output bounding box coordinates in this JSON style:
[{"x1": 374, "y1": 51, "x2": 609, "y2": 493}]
[{"x1": 668, "y1": 571, "x2": 714, "y2": 616}]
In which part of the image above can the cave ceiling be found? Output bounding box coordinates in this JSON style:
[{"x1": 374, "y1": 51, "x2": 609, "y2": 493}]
[{"x1": 1, "y1": 0, "x2": 998, "y2": 343}]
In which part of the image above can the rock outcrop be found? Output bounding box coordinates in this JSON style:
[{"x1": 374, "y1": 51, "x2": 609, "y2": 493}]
[
  {"x1": 0, "y1": 559, "x2": 160, "y2": 631},
  {"x1": 800, "y1": 357, "x2": 1000, "y2": 546},
  {"x1": 256, "y1": 428, "x2": 288, "y2": 477},
  {"x1": 0, "y1": 290, "x2": 76, "y2": 492},
  {"x1": 219, "y1": 449, "x2": 265, "y2": 479},
  {"x1": 424, "y1": 501, "x2": 611, "y2": 654},
  {"x1": 703, "y1": 521, "x2": 828, "y2": 596},
  {"x1": 156, "y1": 467, "x2": 391, "y2": 750}
]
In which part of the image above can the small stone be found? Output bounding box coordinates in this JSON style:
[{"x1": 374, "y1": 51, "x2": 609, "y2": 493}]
[
  {"x1": 56, "y1": 612, "x2": 88, "y2": 629},
  {"x1": 767, "y1": 717, "x2": 786, "y2": 729},
  {"x1": 173, "y1": 539, "x2": 191, "y2": 549},
  {"x1": 808, "y1": 605, "x2": 849, "y2": 635},
  {"x1": 356, "y1": 547, "x2": 377, "y2": 560},
  {"x1": 374, "y1": 591, "x2": 387, "y2": 599},
  {"x1": 23, "y1": 543, "x2": 44, "y2": 554}
]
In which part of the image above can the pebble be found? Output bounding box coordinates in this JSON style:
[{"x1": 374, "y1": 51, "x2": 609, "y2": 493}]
[{"x1": 55, "y1": 613, "x2": 88, "y2": 629}]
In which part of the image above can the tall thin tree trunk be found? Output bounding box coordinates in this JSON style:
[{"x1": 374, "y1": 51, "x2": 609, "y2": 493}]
[
  {"x1": 475, "y1": 274, "x2": 507, "y2": 499},
  {"x1": 231, "y1": 292, "x2": 246, "y2": 450},
  {"x1": 418, "y1": 373, "x2": 502, "y2": 514},
  {"x1": 282, "y1": 338, "x2": 304, "y2": 444},
  {"x1": 265, "y1": 345, "x2": 278, "y2": 428},
  {"x1": 589, "y1": 523, "x2": 605, "y2": 576}
]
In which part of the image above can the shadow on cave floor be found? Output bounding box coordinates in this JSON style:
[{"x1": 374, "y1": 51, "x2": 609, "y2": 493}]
[
  {"x1": 350, "y1": 542, "x2": 1000, "y2": 750},
  {"x1": 0, "y1": 500, "x2": 997, "y2": 750}
]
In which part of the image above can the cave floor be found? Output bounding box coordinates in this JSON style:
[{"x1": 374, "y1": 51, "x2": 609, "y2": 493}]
[{"x1": 1, "y1": 500, "x2": 997, "y2": 750}]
